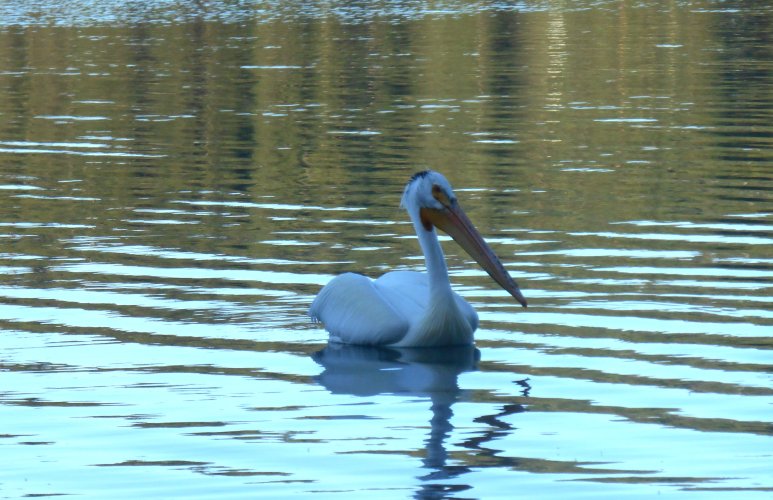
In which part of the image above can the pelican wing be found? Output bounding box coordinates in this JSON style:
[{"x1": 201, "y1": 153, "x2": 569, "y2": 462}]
[
  {"x1": 374, "y1": 270, "x2": 429, "y2": 307},
  {"x1": 309, "y1": 272, "x2": 411, "y2": 345}
]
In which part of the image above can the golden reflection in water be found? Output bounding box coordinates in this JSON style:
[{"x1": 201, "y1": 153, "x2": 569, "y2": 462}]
[{"x1": 0, "y1": 4, "x2": 760, "y2": 266}]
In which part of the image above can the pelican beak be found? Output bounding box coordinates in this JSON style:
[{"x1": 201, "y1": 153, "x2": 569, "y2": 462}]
[{"x1": 420, "y1": 203, "x2": 528, "y2": 307}]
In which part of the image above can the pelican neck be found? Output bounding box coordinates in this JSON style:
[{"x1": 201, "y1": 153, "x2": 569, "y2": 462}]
[{"x1": 410, "y1": 210, "x2": 454, "y2": 297}]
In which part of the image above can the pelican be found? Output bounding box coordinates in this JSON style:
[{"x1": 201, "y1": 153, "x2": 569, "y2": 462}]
[{"x1": 309, "y1": 170, "x2": 527, "y2": 347}]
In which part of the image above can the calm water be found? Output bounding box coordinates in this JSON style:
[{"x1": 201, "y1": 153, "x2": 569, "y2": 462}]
[{"x1": 1, "y1": 1, "x2": 772, "y2": 498}]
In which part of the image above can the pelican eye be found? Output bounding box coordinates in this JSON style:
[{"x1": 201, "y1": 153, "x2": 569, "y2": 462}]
[{"x1": 431, "y1": 184, "x2": 452, "y2": 207}]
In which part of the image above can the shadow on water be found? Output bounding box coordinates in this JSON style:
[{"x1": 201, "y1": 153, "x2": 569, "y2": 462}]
[{"x1": 312, "y1": 344, "x2": 530, "y2": 499}]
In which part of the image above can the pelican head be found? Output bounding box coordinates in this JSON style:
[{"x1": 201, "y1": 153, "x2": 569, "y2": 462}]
[{"x1": 401, "y1": 170, "x2": 528, "y2": 308}]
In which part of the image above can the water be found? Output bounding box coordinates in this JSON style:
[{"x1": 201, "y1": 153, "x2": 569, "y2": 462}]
[{"x1": 1, "y1": 1, "x2": 772, "y2": 498}]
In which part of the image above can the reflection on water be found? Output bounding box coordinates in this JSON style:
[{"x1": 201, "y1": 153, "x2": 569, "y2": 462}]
[
  {"x1": 314, "y1": 345, "x2": 483, "y2": 491},
  {"x1": 313, "y1": 344, "x2": 542, "y2": 499},
  {"x1": 1, "y1": 1, "x2": 772, "y2": 498}
]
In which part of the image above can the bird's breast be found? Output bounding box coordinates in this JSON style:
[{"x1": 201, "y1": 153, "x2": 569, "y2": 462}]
[{"x1": 393, "y1": 294, "x2": 475, "y2": 347}]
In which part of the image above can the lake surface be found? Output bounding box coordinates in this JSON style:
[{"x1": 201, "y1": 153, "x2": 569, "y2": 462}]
[{"x1": 1, "y1": 1, "x2": 772, "y2": 498}]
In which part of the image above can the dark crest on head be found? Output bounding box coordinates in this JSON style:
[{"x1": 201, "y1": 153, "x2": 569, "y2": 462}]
[{"x1": 410, "y1": 170, "x2": 432, "y2": 183}]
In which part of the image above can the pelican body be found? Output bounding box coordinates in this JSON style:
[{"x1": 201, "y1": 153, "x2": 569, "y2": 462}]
[{"x1": 310, "y1": 170, "x2": 527, "y2": 347}]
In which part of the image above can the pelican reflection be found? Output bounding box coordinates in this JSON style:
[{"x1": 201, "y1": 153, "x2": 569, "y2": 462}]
[{"x1": 313, "y1": 345, "x2": 478, "y2": 480}]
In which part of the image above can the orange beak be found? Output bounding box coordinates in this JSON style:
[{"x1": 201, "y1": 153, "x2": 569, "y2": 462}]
[{"x1": 420, "y1": 203, "x2": 527, "y2": 307}]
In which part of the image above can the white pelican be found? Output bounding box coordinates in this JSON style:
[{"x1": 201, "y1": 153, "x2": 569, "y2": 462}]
[{"x1": 309, "y1": 170, "x2": 527, "y2": 347}]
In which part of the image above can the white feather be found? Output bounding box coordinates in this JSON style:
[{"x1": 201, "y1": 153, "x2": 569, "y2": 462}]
[{"x1": 309, "y1": 272, "x2": 408, "y2": 346}]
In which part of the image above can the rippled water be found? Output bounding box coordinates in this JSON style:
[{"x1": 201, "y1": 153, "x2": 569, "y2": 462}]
[{"x1": 1, "y1": 1, "x2": 772, "y2": 499}]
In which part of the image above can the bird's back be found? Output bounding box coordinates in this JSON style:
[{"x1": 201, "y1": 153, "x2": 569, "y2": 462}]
[{"x1": 309, "y1": 272, "x2": 412, "y2": 345}]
